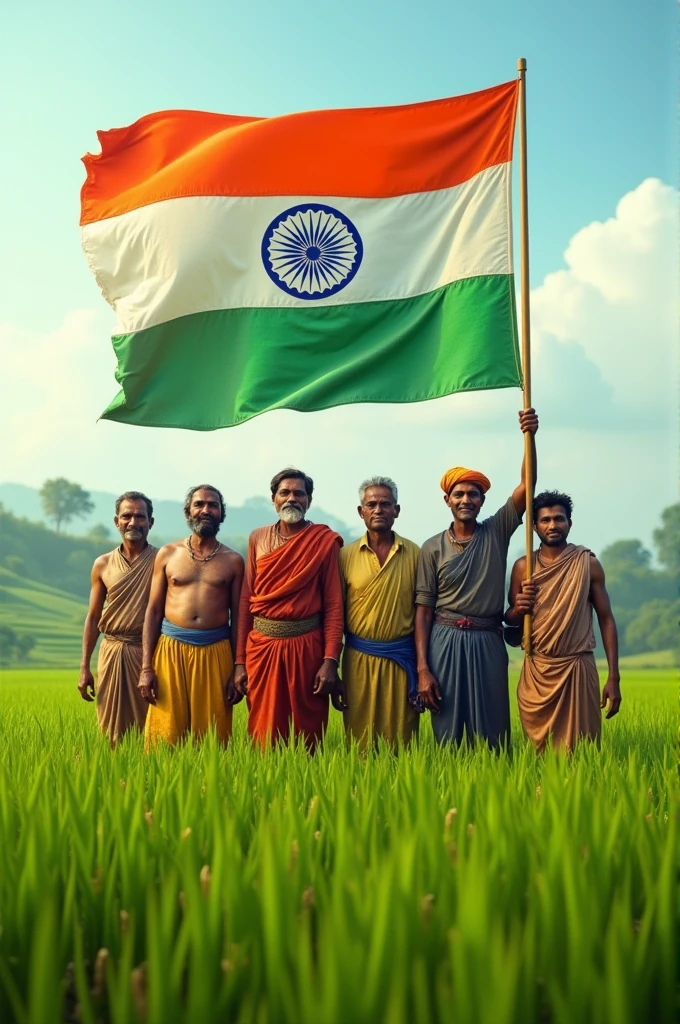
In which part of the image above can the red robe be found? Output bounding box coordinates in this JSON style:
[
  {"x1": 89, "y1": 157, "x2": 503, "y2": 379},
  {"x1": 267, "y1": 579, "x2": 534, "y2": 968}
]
[{"x1": 237, "y1": 523, "x2": 343, "y2": 747}]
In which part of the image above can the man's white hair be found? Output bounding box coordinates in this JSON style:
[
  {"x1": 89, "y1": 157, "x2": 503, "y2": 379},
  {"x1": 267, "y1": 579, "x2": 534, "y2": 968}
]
[{"x1": 358, "y1": 476, "x2": 398, "y2": 504}]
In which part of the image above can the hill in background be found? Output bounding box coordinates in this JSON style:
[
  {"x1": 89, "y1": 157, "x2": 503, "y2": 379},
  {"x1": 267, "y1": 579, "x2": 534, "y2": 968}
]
[{"x1": 0, "y1": 482, "x2": 357, "y2": 549}]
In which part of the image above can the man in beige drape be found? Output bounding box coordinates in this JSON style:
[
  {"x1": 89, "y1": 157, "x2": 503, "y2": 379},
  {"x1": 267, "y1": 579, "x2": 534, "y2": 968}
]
[
  {"x1": 506, "y1": 490, "x2": 621, "y2": 752},
  {"x1": 78, "y1": 491, "x2": 157, "y2": 745}
]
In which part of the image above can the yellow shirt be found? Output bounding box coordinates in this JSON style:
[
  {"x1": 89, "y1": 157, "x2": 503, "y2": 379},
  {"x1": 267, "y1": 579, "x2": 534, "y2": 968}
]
[
  {"x1": 339, "y1": 532, "x2": 420, "y2": 748},
  {"x1": 340, "y1": 531, "x2": 420, "y2": 640}
]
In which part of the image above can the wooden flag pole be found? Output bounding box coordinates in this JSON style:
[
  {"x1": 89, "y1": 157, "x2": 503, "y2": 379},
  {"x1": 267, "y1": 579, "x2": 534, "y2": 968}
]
[{"x1": 518, "y1": 57, "x2": 535, "y2": 655}]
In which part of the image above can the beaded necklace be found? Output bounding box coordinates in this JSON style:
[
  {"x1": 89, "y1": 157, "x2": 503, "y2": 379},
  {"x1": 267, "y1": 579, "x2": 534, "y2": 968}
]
[
  {"x1": 185, "y1": 536, "x2": 221, "y2": 562},
  {"x1": 448, "y1": 523, "x2": 475, "y2": 552}
]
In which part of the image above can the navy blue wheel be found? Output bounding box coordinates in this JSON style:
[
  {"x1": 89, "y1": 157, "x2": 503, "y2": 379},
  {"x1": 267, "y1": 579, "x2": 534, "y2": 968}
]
[{"x1": 261, "y1": 203, "x2": 363, "y2": 299}]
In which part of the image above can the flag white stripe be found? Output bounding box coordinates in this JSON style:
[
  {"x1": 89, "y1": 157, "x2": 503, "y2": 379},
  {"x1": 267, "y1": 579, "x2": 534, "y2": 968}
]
[{"x1": 81, "y1": 161, "x2": 512, "y2": 334}]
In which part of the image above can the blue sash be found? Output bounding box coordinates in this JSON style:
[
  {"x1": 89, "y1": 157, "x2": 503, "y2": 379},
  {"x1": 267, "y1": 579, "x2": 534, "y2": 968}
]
[
  {"x1": 344, "y1": 632, "x2": 423, "y2": 711},
  {"x1": 161, "y1": 618, "x2": 230, "y2": 646}
]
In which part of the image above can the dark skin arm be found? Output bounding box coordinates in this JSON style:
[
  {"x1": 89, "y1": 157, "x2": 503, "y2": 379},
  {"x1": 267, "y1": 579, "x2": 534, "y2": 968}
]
[
  {"x1": 78, "y1": 557, "x2": 107, "y2": 701},
  {"x1": 224, "y1": 560, "x2": 245, "y2": 705},
  {"x1": 511, "y1": 409, "x2": 539, "y2": 516},
  {"x1": 590, "y1": 557, "x2": 622, "y2": 718},
  {"x1": 505, "y1": 556, "x2": 537, "y2": 627},
  {"x1": 314, "y1": 547, "x2": 346, "y2": 711},
  {"x1": 231, "y1": 664, "x2": 248, "y2": 698},
  {"x1": 232, "y1": 539, "x2": 255, "y2": 698},
  {"x1": 314, "y1": 659, "x2": 341, "y2": 702},
  {"x1": 415, "y1": 605, "x2": 441, "y2": 712},
  {"x1": 138, "y1": 549, "x2": 170, "y2": 705}
]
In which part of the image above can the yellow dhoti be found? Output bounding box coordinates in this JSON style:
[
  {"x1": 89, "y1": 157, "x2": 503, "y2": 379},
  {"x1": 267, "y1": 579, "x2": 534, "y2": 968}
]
[
  {"x1": 342, "y1": 647, "x2": 419, "y2": 748},
  {"x1": 144, "y1": 635, "x2": 233, "y2": 748}
]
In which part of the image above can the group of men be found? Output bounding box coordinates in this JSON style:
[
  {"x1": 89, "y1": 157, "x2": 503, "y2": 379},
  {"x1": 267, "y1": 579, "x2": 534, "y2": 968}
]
[{"x1": 79, "y1": 407, "x2": 622, "y2": 752}]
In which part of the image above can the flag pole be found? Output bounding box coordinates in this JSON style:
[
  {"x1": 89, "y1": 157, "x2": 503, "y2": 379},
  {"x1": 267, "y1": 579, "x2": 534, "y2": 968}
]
[{"x1": 518, "y1": 57, "x2": 534, "y2": 655}]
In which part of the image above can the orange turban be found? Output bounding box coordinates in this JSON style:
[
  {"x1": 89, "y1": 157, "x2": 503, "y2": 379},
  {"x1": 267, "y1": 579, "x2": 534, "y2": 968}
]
[{"x1": 440, "y1": 466, "x2": 491, "y2": 495}]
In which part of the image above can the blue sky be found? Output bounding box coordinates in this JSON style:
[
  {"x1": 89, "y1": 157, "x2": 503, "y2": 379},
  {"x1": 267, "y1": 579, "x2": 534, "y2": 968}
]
[
  {"x1": 1, "y1": 0, "x2": 676, "y2": 555},
  {"x1": 1, "y1": 0, "x2": 674, "y2": 328}
]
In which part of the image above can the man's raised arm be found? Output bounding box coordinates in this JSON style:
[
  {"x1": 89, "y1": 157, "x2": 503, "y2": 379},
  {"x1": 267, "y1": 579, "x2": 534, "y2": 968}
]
[
  {"x1": 511, "y1": 408, "x2": 539, "y2": 517},
  {"x1": 139, "y1": 548, "x2": 170, "y2": 706},
  {"x1": 78, "y1": 556, "x2": 108, "y2": 702}
]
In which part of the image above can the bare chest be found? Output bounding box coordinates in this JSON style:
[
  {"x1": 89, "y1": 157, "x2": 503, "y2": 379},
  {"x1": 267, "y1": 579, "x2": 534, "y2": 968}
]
[{"x1": 166, "y1": 550, "x2": 232, "y2": 590}]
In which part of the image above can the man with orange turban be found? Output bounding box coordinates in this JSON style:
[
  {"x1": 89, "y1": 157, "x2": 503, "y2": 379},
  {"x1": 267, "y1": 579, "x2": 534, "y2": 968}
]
[{"x1": 414, "y1": 409, "x2": 538, "y2": 749}]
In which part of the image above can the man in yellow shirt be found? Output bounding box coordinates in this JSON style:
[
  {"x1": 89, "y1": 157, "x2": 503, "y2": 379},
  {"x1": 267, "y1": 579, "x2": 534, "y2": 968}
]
[{"x1": 339, "y1": 477, "x2": 422, "y2": 749}]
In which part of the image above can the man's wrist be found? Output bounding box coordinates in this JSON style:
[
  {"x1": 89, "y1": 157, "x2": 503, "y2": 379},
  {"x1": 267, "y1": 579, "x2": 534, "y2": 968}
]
[{"x1": 324, "y1": 656, "x2": 339, "y2": 665}]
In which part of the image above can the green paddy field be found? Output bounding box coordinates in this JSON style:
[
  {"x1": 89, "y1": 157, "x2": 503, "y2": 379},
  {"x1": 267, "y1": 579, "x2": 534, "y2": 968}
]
[{"x1": 0, "y1": 669, "x2": 676, "y2": 1024}]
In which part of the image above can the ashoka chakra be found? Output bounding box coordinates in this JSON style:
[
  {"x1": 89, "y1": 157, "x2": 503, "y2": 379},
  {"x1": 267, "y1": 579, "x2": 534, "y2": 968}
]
[{"x1": 261, "y1": 203, "x2": 363, "y2": 299}]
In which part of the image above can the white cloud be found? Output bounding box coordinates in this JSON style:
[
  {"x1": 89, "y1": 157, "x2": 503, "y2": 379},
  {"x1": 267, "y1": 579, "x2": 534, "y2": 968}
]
[
  {"x1": 530, "y1": 177, "x2": 677, "y2": 424},
  {"x1": 0, "y1": 309, "x2": 117, "y2": 462},
  {"x1": 0, "y1": 178, "x2": 676, "y2": 557}
]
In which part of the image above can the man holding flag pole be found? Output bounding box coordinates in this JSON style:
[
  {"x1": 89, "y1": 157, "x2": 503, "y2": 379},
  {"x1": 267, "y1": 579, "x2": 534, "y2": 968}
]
[
  {"x1": 414, "y1": 410, "x2": 538, "y2": 749},
  {"x1": 411, "y1": 58, "x2": 540, "y2": 749}
]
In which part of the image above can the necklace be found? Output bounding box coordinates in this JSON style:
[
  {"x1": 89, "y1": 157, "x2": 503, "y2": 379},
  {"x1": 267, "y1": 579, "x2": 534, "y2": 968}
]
[
  {"x1": 185, "y1": 536, "x2": 221, "y2": 562},
  {"x1": 448, "y1": 524, "x2": 474, "y2": 551},
  {"x1": 536, "y1": 545, "x2": 569, "y2": 569},
  {"x1": 275, "y1": 520, "x2": 311, "y2": 542}
]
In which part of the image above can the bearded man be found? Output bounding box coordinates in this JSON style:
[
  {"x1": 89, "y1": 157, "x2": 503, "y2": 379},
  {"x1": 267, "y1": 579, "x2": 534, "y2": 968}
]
[
  {"x1": 340, "y1": 476, "x2": 421, "y2": 750},
  {"x1": 506, "y1": 490, "x2": 621, "y2": 751},
  {"x1": 78, "y1": 491, "x2": 157, "y2": 745},
  {"x1": 139, "y1": 485, "x2": 244, "y2": 746},
  {"x1": 233, "y1": 468, "x2": 344, "y2": 749},
  {"x1": 415, "y1": 409, "x2": 538, "y2": 749}
]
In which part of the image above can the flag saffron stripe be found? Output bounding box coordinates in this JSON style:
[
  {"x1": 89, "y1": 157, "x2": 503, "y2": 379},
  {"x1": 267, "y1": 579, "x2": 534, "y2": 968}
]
[{"x1": 81, "y1": 81, "x2": 518, "y2": 224}]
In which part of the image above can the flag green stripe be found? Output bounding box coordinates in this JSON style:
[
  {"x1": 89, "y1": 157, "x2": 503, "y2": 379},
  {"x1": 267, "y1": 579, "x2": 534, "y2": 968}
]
[{"x1": 102, "y1": 274, "x2": 521, "y2": 430}]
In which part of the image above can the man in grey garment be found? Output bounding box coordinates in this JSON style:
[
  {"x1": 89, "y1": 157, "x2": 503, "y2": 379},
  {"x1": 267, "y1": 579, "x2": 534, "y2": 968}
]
[{"x1": 414, "y1": 409, "x2": 538, "y2": 748}]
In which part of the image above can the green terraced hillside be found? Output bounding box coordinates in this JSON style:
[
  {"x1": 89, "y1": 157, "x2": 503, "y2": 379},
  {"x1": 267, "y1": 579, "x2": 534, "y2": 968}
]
[{"x1": 0, "y1": 567, "x2": 86, "y2": 667}]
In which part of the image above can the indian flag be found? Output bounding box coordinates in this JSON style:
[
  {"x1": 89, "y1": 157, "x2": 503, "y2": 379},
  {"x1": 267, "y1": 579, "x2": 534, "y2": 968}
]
[{"x1": 81, "y1": 81, "x2": 522, "y2": 430}]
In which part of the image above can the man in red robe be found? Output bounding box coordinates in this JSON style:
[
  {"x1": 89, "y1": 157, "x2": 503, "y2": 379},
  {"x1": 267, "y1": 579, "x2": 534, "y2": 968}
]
[{"x1": 233, "y1": 468, "x2": 345, "y2": 748}]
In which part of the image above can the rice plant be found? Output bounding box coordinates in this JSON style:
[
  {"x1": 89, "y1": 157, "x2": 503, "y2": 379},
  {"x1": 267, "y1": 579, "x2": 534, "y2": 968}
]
[{"x1": 0, "y1": 670, "x2": 676, "y2": 1024}]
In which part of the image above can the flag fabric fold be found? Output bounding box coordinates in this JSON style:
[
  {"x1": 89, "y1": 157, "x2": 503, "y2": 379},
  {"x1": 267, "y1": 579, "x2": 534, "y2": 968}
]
[{"x1": 81, "y1": 81, "x2": 522, "y2": 430}]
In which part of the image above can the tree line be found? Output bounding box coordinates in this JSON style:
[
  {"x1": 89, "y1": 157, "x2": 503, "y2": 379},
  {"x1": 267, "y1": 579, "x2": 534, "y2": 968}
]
[{"x1": 597, "y1": 503, "x2": 678, "y2": 656}]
